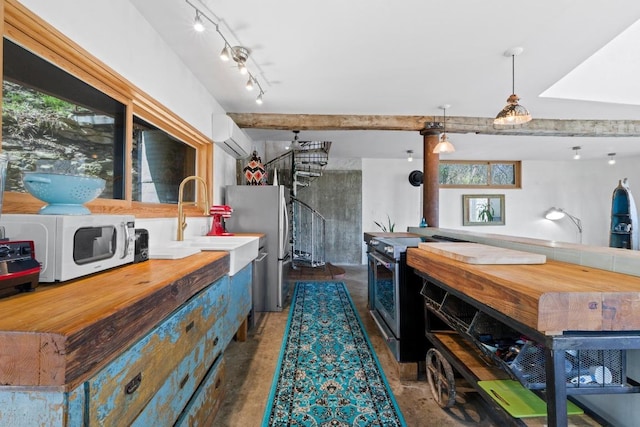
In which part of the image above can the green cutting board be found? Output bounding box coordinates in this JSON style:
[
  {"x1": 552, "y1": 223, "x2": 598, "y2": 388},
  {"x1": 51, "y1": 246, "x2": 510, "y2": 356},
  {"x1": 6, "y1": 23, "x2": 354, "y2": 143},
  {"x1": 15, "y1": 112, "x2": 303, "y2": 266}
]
[{"x1": 478, "y1": 380, "x2": 584, "y2": 418}]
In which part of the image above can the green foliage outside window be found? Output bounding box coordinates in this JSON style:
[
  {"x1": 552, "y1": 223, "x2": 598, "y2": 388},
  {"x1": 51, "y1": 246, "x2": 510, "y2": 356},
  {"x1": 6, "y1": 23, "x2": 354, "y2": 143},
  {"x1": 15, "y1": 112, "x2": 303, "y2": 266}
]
[{"x1": 439, "y1": 161, "x2": 520, "y2": 188}]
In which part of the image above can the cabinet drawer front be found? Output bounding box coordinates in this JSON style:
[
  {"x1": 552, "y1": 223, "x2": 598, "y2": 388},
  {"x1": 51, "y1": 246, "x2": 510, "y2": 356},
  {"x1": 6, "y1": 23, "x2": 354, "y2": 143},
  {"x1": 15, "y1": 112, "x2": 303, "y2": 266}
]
[
  {"x1": 87, "y1": 277, "x2": 227, "y2": 426},
  {"x1": 131, "y1": 339, "x2": 223, "y2": 427},
  {"x1": 175, "y1": 355, "x2": 225, "y2": 427}
]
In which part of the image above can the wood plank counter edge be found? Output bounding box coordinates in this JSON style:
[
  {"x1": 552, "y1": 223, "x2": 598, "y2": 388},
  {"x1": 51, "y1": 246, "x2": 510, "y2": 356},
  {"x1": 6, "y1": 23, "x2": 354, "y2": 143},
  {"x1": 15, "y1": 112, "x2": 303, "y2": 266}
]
[
  {"x1": 407, "y1": 247, "x2": 640, "y2": 335},
  {"x1": 0, "y1": 252, "x2": 229, "y2": 390}
]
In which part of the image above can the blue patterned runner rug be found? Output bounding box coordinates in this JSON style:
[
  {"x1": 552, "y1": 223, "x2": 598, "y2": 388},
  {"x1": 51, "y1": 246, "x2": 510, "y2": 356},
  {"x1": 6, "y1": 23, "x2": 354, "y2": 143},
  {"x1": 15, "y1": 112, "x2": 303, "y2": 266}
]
[{"x1": 262, "y1": 281, "x2": 407, "y2": 426}]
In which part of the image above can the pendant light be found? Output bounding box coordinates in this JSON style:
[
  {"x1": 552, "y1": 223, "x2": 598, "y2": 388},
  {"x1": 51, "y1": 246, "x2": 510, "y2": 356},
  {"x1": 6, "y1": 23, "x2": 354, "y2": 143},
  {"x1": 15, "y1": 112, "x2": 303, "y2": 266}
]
[
  {"x1": 433, "y1": 105, "x2": 455, "y2": 154},
  {"x1": 407, "y1": 150, "x2": 414, "y2": 162},
  {"x1": 572, "y1": 146, "x2": 581, "y2": 160},
  {"x1": 494, "y1": 47, "x2": 532, "y2": 126}
]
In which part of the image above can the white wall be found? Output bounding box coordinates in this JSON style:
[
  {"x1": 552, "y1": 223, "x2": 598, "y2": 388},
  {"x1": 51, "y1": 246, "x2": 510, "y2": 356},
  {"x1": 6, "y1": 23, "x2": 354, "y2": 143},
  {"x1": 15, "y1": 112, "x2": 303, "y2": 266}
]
[{"x1": 363, "y1": 156, "x2": 640, "y2": 255}]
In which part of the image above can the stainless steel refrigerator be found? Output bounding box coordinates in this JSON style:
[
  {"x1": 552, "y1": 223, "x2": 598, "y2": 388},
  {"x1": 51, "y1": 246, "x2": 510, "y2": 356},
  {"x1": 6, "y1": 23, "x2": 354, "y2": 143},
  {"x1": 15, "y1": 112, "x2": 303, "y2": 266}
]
[{"x1": 225, "y1": 185, "x2": 291, "y2": 312}]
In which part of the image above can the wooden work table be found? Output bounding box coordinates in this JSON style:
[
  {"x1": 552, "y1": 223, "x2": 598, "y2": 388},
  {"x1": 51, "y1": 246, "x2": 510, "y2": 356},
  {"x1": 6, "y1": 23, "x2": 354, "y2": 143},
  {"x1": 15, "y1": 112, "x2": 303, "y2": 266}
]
[
  {"x1": 407, "y1": 246, "x2": 640, "y2": 335},
  {"x1": 0, "y1": 251, "x2": 229, "y2": 390},
  {"x1": 408, "y1": 243, "x2": 640, "y2": 427}
]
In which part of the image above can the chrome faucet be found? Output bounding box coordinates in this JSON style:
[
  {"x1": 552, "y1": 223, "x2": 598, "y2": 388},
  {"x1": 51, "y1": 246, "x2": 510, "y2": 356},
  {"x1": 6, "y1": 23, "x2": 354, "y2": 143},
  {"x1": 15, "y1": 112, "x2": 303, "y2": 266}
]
[{"x1": 177, "y1": 176, "x2": 210, "y2": 241}]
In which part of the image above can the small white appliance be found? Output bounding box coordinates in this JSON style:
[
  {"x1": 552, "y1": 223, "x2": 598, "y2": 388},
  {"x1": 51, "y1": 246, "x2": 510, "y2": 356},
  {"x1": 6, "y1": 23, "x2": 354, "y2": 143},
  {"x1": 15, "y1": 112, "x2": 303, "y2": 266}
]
[{"x1": 0, "y1": 214, "x2": 135, "y2": 282}]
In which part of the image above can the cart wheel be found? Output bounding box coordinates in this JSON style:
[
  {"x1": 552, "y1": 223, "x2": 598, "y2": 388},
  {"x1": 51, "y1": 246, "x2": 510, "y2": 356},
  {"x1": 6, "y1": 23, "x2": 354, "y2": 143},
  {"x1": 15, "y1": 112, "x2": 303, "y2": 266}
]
[{"x1": 426, "y1": 348, "x2": 456, "y2": 408}]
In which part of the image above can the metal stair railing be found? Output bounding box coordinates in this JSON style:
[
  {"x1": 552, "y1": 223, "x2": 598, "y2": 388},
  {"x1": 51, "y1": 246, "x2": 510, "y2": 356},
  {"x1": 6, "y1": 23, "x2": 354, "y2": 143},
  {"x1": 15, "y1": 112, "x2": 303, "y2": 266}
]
[
  {"x1": 292, "y1": 141, "x2": 331, "y2": 192},
  {"x1": 264, "y1": 150, "x2": 293, "y2": 187},
  {"x1": 291, "y1": 196, "x2": 325, "y2": 268},
  {"x1": 264, "y1": 140, "x2": 330, "y2": 269}
]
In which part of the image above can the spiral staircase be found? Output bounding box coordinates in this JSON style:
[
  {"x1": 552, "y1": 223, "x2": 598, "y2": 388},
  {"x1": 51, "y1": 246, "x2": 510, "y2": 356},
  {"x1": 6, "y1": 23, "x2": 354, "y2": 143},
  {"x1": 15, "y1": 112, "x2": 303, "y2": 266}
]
[{"x1": 264, "y1": 136, "x2": 331, "y2": 268}]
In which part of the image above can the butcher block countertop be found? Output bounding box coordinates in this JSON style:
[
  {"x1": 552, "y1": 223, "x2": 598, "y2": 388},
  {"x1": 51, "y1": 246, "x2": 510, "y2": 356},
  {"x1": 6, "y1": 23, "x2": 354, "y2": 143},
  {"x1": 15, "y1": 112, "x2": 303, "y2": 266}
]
[
  {"x1": 0, "y1": 251, "x2": 228, "y2": 390},
  {"x1": 407, "y1": 246, "x2": 640, "y2": 336}
]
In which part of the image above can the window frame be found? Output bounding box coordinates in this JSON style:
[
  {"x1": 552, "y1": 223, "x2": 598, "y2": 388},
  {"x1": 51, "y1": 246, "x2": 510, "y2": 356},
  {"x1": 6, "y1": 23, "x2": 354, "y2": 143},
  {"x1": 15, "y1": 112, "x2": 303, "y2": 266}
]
[
  {"x1": 1, "y1": 0, "x2": 213, "y2": 218},
  {"x1": 439, "y1": 160, "x2": 521, "y2": 189}
]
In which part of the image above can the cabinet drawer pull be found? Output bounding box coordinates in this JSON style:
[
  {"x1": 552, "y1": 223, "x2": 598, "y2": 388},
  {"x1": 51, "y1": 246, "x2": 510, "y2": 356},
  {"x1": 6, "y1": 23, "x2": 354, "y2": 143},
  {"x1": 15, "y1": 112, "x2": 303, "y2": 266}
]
[
  {"x1": 215, "y1": 378, "x2": 222, "y2": 389},
  {"x1": 179, "y1": 373, "x2": 190, "y2": 389},
  {"x1": 213, "y1": 336, "x2": 219, "y2": 346},
  {"x1": 185, "y1": 320, "x2": 195, "y2": 333},
  {"x1": 125, "y1": 373, "x2": 142, "y2": 395}
]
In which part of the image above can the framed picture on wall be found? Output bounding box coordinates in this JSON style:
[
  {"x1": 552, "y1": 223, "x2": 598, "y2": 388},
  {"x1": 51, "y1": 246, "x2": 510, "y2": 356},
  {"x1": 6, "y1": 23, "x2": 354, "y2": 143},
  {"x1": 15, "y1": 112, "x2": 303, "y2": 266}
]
[{"x1": 463, "y1": 194, "x2": 505, "y2": 226}]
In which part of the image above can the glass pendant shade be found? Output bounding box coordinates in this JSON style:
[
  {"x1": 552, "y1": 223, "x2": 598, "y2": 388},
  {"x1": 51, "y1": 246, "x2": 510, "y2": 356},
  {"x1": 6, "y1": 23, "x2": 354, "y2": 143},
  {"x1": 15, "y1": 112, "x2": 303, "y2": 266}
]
[
  {"x1": 433, "y1": 133, "x2": 455, "y2": 153},
  {"x1": 494, "y1": 94, "x2": 531, "y2": 125}
]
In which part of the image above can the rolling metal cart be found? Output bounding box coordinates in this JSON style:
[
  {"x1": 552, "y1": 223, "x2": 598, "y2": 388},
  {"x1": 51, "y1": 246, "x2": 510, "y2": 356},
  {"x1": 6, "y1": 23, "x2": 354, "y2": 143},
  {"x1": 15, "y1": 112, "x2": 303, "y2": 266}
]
[{"x1": 418, "y1": 271, "x2": 640, "y2": 427}]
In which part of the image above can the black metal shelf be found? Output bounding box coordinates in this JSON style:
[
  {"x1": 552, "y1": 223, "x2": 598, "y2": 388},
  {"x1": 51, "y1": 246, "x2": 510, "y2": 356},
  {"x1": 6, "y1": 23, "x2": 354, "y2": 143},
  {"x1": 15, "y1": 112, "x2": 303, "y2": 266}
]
[{"x1": 418, "y1": 270, "x2": 640, "y2": 426}]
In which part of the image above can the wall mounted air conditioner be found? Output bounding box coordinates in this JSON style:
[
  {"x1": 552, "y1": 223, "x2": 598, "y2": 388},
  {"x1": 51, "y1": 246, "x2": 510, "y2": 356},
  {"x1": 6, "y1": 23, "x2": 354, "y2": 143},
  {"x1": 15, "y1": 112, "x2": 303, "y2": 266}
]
[{"x1": 211, "y1": 114, "x2": 252, "y2": 159}]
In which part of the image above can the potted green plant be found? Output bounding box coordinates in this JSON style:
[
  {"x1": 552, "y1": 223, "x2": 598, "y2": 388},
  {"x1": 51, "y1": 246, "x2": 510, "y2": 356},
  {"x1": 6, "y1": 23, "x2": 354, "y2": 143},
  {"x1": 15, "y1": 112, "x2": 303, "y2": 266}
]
[{"x1": 374, "y1": 215, "x2": 395, "y2": 232}]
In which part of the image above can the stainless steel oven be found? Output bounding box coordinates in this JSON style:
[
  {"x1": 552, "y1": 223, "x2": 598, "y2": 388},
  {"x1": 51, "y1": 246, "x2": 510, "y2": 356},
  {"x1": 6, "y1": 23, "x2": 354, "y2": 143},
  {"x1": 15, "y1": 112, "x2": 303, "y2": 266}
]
[
  {"x1": 367, "y1": 236, "x2": 425, "y2": 362},
  {"x1": 367, "y1": 235, "x2": 470, "y2": 362}
]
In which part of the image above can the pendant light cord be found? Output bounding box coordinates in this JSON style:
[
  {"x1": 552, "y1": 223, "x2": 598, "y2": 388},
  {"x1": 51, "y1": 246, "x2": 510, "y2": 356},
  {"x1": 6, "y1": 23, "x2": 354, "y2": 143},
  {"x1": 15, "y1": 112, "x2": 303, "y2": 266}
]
[
  {"x1": 443, "y1": 107, "x2": 447, "y2": 133},
  {"x1": 511, "y1": 54, "x2": 515, "y2": 95}
]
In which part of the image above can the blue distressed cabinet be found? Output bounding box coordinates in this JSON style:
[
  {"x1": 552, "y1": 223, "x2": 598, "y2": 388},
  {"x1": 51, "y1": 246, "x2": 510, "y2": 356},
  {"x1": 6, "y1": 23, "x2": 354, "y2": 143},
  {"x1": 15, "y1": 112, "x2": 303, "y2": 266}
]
[
  {"x1": 223, "y1": 263, "x2": 253, "y2": 348},
  {"x1": 0, "y1": 253, "x2": 232, "y2": 426}
]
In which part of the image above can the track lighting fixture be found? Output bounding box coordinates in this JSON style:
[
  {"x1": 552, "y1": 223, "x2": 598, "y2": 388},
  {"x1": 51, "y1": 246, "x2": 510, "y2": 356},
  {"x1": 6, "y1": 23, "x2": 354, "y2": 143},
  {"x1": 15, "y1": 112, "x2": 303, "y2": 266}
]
[
  {"x1": 185, "y1": 0, "x2": 266, "y2": 104},
  {"x1": 433, "y1": 105, "x2": 455, "y2": 154},
  {"x1": 572, "y1": 146, "x2": 581, "y2": 160},
  {"x1": 407, "y1": 150, "x2": 413, "y2": 162},
  {"x1": 220, "y1": 45, "x2": 231, "y2": 61},
  {"x1": 608, "y1": 153, "x2": 616, "y2": 165},
  {"x1": 494, "y1": 47, "x2": 531, "y2": 126},
  {"x1": 193, "y1": 11, "x2": 205, "y2": 32}
]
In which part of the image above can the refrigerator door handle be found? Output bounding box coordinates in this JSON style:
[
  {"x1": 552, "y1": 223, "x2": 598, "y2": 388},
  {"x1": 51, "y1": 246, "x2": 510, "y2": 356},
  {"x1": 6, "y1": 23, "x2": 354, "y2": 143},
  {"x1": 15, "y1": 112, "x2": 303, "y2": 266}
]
[{"x1": 281, "y1": 193, "x2": 289, "y2": 257}]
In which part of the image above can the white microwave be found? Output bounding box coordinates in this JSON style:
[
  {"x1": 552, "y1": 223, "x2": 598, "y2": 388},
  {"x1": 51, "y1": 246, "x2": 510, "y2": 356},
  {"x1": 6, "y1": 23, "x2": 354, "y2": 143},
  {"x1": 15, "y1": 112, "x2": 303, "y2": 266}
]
[{"x1": 0, "y1": 214, "x2": 135, "y2": 282}]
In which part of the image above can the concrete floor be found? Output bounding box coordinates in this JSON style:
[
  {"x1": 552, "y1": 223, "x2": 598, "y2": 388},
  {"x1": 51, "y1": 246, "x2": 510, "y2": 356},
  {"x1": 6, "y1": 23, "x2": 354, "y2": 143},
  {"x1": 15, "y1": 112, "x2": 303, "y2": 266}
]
[{"x1": 215, "y1": 265, "x2": 498, "y2": 426}]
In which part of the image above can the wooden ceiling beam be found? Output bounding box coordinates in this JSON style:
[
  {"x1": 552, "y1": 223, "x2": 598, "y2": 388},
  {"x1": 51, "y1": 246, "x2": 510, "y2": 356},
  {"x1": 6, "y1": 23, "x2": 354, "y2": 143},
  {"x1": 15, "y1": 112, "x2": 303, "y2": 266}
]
[{"x1": 228, "y1": 113, "x2": 640, "y2": 137}]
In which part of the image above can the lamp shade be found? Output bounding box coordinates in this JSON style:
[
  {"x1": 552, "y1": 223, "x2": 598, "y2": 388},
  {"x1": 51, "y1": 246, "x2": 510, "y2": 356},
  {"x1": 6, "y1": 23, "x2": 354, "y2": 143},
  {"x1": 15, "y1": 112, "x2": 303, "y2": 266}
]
[
  {"x1": 433, "y1": 134, "x2": 455, "y2": 154},
  {"x1": 544, "y1": 207, "x2": 566, "y2": 220},
  {"x1": 494, "y1": 94, "x2": 531, "y2": 125}
]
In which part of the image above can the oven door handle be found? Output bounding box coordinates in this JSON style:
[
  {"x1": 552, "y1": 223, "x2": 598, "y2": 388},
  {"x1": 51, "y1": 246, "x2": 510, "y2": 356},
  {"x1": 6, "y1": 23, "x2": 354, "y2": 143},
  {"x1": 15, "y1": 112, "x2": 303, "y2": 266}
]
[
  {"x1": 367, "y1": 252, "x2": 396, "y2": 269},
  {"x1": 370, "y1": 311, "x2": 396, "y2": 344}
]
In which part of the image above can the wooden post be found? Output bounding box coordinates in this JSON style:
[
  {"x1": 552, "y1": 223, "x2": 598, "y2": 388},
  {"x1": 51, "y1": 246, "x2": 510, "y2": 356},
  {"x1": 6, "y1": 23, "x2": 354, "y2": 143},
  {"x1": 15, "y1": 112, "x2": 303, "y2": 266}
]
[{"x1": 420, "y1": 124, "x2": 442, "y2": 228}]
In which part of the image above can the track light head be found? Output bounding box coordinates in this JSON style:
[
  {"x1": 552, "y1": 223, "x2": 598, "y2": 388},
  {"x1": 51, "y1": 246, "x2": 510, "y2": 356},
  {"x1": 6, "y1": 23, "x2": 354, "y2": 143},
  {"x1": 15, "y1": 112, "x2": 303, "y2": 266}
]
[
  {"x1": 246, "y1": 77, "x2": 254, "y2": 91},
  {"x1": 220, "y1": 45, "x2": 231, "y2": 61},
  {"x1": 193, "y1": 11, "x2": 205, "y2": 32},
  {"x1": 256, "y1": 92, "x2": 264, "y2": 105}
]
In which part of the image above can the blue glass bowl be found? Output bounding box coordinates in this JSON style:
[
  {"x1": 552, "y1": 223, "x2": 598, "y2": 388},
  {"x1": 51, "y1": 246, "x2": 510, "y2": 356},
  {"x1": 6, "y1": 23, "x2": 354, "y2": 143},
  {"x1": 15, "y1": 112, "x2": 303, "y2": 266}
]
[{"x1": 23, "y1": 172, "x2": 106, "y2": 215}]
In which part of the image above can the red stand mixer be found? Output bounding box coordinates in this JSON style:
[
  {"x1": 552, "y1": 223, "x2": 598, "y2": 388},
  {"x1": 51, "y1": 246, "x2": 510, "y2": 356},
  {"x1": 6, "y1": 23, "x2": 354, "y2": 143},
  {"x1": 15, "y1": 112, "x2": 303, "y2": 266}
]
[{"x1": 207, "y1": 205, "x2": 234, "y2": 236}]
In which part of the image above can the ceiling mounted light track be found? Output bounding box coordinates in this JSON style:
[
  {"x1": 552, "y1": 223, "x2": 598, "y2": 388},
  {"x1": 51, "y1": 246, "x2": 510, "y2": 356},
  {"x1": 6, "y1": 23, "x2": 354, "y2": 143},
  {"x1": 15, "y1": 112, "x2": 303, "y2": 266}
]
[
  {"x1": 185, "y1": 0, "x2": 265, "y2": 105},
  {"x1": 433, "y1": 104, "x2": 456, "y2": 154},
  {"x1": 494, "y1": 47, "x2": 531, "y2": 126}
]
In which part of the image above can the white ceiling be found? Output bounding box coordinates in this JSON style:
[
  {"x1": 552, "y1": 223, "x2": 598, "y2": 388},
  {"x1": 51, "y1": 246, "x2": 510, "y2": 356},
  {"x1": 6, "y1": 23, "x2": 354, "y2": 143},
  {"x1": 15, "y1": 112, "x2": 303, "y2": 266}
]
[{"x1": 131, "y1": 0, "x2": 640, "y2": 161}]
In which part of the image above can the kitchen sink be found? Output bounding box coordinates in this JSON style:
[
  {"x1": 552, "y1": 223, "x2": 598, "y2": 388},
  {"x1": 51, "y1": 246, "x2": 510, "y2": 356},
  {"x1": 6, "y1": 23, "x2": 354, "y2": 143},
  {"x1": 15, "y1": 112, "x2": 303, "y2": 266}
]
[
  {"x1": 149, "y1": 235, "x2": 259, "y2": 276},
  {"x1": 148, "y1": 245, "x2": 202, "y2": 260},
  {"x1": 185, "y1": 235, "x2": 259, "y2": 275}
]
